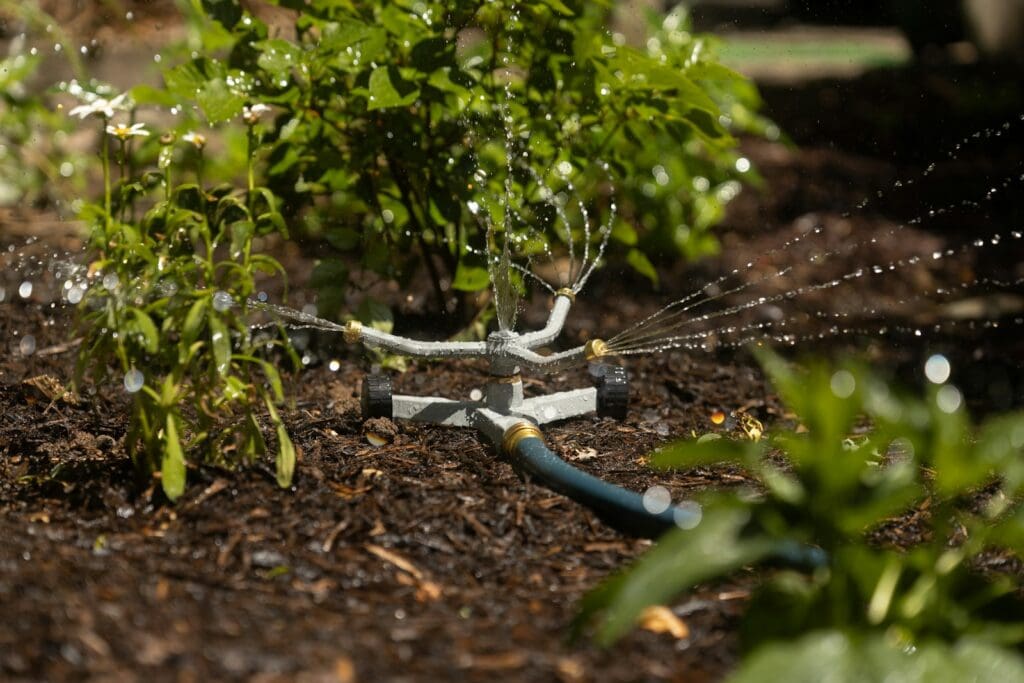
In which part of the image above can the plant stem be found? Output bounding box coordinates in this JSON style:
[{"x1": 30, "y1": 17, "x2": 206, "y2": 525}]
[
  {"x1": 118, "y1": 139, "x2": 127, "y2": 224},
  {"x1": 101, "y1": 117, "x2": 111, "y2": 235}
]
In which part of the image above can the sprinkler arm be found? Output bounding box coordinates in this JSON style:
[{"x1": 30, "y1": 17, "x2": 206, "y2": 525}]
[
  {"x1": 344, "y1": 290, "x2": 583, "y2": 369},
  {"x1": 517, "y1": 289, "x2": 575, "y2": 349}
]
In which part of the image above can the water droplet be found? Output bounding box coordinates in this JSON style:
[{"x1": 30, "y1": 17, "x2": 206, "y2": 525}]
[
  {"x1": 19, "y1": 335, "x2": 36, "y2": 356},
  {"x1": 735, "y1": 157, "x2": 751, "y2": 173},
  {"x1": 469, "y1": 388, "x2": 483, "y2": 401},
  {"x1": 936, "y1": 385, "x2": 962, "y2": 414},
  {"x1": 642, "y1": 485, "x2": 672, "y2": 514},
  {"x1": 710, "y1": 410, "x2": 726, "y2": 425},
  {"x1": 830, "y1": 370, "x2": 856, "y2": 398},
  {"x1": 328, "y1": 360, "x2": 340, "y2": 372},
  {"x1": 18, "y1": 281, "x2": 32, "y2": 298},
  {"x1": 212, "y1": 290, "x2": 233, "y2": 313},
  {"x1": 102, "y1": 273, "x2": 119, "y2": 291},
  {"x1": 674, "y1": 500, "x2": 702, "y2": 529},
  {"x1": 924, "y1": 354, "x2": 951, "y2": 384},
  {"x1": 124, "y1": 368, "x2": 144, "y2": 393},
  {"x1": 67, "y1": 285, "x2": 85, "y2": 305}
]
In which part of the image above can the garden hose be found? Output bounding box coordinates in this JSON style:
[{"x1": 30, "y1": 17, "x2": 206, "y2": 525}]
[
  {"x1": 505, "y1": 434, "x2": 829, "y2": 570},
  {"x1": 506, "y1": 435, "x2": 692, "y2": 538}
]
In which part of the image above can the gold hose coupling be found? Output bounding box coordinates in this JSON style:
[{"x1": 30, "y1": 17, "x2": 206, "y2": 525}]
[
  {"x1": 555, "y1": 287, "x2": 576, "y2": 303},
  {"x1": 503, "y1": 421, "x2": 544, "y2": 455},
  {"x1": 343, "y1": 320, "x2": 363, "y2": 344},
  {"x1": 584, "y1": 338, "x2": 608, "y2": 360}
]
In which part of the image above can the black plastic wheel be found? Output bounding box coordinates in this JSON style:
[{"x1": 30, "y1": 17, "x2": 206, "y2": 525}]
[
  {"x1": 361, "y1": 374, "x2": 393, "y2": 419},
  {"x1": 596, "y1": 365, "x2": 629, "y2": 420}
]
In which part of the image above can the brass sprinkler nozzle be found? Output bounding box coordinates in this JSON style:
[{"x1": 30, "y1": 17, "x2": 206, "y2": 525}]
[
  {"x1": 343, "y1": 320, "x2": 363, "y2": 344},
  {"x1": 555, "y1": 287, "x2": 576, "y2": 302},
  {"x1": 584, "y1": 338, "x2": 608, "y2": 360}
]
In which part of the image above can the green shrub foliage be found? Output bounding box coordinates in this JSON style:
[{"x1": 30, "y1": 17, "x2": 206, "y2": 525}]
[{"x1": 577, "y1": 350, "x2": 1024, "y2": 678}]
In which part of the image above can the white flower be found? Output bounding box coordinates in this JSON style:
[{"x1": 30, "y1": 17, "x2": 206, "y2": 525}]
[
  {"x1": 68, "y1": 93, "x2": 128, "y2": 120},
  {"x1": 106, "y1": 122, "x2": 150, "y2": 140},
  {"x1": 182, "y1": 131, "x2": 208, "y2": 150},
  {"x1": 242, "y1": 103, "x2": 272, "y2": 125}
]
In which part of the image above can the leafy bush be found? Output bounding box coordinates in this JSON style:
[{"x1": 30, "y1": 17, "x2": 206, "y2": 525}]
[
  {"x1": 576, "y1": 350, "x2": 1024, "y2": 679},
  {"x1": 68, "y1": 85, "x2": 296, "y2": 500},
  {"x1": 164, "y1": 0, "x2": 760, "y2": 315}
]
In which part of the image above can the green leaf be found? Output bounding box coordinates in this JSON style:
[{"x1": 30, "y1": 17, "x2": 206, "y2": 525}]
[
  {"x1": 727, "y1": 632, "x2": 1024, "y2": 683},
  {"x1": 541, "y1": 0, "x2": 575, "y2": 16},
  {"x1": 182, "y1": 298, "x2": 208, "y2": 344},
  {"x1": 162, "y1": 414, "x2": 187, "y2": 501},
  {"x1": 275, "y1": 422, "x2": 296, "y2": 488},
  {"x1": 356, "y1": 298, "x2": 393, "y2": 334},
  {"x1": 266, "y1": 399, "x2": 295, "y2": 488},
  {"x1": 652, "y1": 438, "x2": 765, "y2": 470},
  {"x1": 255, "y1": 39, "x2": 302, "y2": 81},
  {"x1": 196, "y1": 77, "x2": 245, "y2": 123},
  {"x1": 128, "y1": 308, "x2": 160, "y2": 353},
  {"x1": 326, "y1": 227, "x2": 361, "y2": 251},
  {"x1": 452, "y1": 258, "x2": 491, "y2": 292},
  {"x1": 626, "y1": 248, "x2": 658, "y2": 286},
  {"x1": 367, "y1": 66, "x2": 420, "y2": 110},
  {"x1": 209, "y1": 315, "x2": 232, "y2": 376},
  {"x1": 576, "y1": 506, "x2": 774, "y2": 645}
]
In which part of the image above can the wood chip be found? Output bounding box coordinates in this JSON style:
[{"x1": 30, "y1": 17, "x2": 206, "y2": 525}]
[
  {"x1": 188, "y1": 478, "x2": 228, "y2": 507},
  {"x1": 638, "y1": 605, "x2": 690, "y2": 640},
  {"x1": 365, "y1": 544, "x2": 422, "y2": 580},
  {"x1": 365, "y1": 544, "x2": 442, "y2": 602},
  {"x1": 334, "y1": 656, "x2": 356, "y2": 683},
  {"x1": 461, "y1": 511, "x2": 491, "y2": 538},
  {"x1": 582, "y1": 541, "x2": 628, "y2": 553},
  {"x1": 457, "y1": 651, "x2": 527, "y2": 670}
]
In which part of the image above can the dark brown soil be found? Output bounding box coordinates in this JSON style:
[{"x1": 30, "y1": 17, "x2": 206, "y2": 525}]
[{"x1": 2, "y1": 55, "x2": 1023, "y2": 683}]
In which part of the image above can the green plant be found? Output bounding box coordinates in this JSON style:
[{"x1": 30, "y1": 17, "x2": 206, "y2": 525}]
[
  {"x1": 576, "y1": 350, "x2": 1024, "y2": 679},
  {"x1": 0, "y1": 42, "x2": 83, "y2": 207},
  {"x1": 70, "y1": 83, "x2": 296, "y2": 500},
  {"x1": 163, "y1": 0, "x2": 760, "y2": 322}
]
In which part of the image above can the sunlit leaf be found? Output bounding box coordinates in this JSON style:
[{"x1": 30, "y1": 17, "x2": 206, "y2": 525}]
[
  {"x1": 209, "y1": 315, "x2": 232, "y2": 377},
  {"x1": 162, "y1": 414, "x2": 187, "y2": 501},
  {"x1": 576, "y1": 506, "x2": 774, "y2": 645},
  {"x1": 366, "y1": 66, "x2": 419, "y2": 110},
  {"x1": 728, "y1": 632, "x2": 1024, "y2": 683}
]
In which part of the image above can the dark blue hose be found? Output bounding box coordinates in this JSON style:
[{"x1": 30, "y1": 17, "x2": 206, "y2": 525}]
[
  {"x1": 509, "y1": 436, "x2": 689, "y2": 538},
  {"x1": 509, "y1": 436, "x2": 830, "y2": 569}
]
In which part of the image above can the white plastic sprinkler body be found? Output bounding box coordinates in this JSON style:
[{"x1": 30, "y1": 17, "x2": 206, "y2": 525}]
[{"x1": 349, "y1": 290, "x2": 621, "y2": 452}]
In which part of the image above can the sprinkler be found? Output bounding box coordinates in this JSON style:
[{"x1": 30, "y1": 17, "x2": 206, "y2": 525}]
[{"x1": 345, "y1": 287, "x2": 697, "y2": 538}]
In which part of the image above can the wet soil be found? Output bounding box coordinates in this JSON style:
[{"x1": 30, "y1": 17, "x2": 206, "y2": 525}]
[{"x1": 2, "y1": 51, "x2": 1024, "y2": 683}]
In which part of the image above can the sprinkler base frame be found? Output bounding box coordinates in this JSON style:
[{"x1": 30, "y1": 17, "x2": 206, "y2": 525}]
[{"x1": 359, "y1": 369, "x2": 705, "y2": 538}]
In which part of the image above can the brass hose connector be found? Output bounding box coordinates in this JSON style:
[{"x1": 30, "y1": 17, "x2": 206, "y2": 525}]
[
  {"x1": 584, "y1": 338, "x2": 608, "y2": 360},
  {"x1": 502, "y1": 421, "x2": 544, "y2": 455},
  {"x1": 555, "y1": 287, "x2": 576, "y2": 302},
  {"x1": 343, "y1": 320, "x2": 363, "y2": 344}
]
